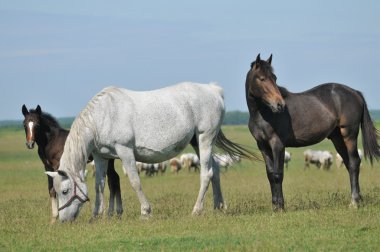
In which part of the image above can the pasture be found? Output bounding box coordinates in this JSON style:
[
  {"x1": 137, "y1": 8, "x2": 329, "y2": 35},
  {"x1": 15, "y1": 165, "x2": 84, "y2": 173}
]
[{"x1": 1, "y1": 125, "x2": 380, "y2": 251}]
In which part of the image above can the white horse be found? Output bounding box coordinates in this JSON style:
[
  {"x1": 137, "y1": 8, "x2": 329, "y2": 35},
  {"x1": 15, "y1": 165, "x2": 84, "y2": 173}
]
[{"x1": 46, "y1": 82, "x2": 256, "y2": 222}]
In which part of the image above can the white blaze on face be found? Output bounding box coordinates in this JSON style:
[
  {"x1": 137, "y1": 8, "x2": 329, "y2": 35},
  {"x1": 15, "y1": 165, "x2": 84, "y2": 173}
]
[{"x1": 28, "y1": 121, "x2": 34, "y2": 140}]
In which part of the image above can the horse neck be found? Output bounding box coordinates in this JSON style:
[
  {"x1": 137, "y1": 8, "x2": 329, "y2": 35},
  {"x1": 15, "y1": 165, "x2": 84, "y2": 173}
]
[
  {"x1": 245, "y1": 77, "x2": 260, "y2": 114},
  {"x1": 59, "y1": 127, "x2": 94, "y2": 178},
  {"x1": 35, "y1": 119, "x2": 60, "y2": 146},
  {"x1": 245, "y1": 89, "x2": 260, "y2": 115}
]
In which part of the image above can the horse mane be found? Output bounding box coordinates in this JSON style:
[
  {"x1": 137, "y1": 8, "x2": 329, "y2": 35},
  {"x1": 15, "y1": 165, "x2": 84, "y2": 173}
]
[
  {"x1": 28, "y1": 108, "x2": 63, "y2": 130},
  {"x1": 59, "y1": 100, "x2": 99, "y2": 178},
  {"x1": 278, "y1": 86, "x2": 289, "y2": 98},
  {"x1": 41, "y1": 112, "x2": 61, "y2": 129},
  {"x1": 59, "y1": 88, "x2": 116, "y2": 177}
]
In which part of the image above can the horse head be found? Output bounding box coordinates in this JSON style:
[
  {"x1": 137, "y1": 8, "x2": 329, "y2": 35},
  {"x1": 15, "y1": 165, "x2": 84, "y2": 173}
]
[
  {"x1": 45, "y1": 169, "x2": 89, "y2": 222},
  {"x1": 22, "y1": 104, "x2": 42, "y2": 149},
  {"x1": 246, "y1": 54, "x2": 285, "y2": 113}
]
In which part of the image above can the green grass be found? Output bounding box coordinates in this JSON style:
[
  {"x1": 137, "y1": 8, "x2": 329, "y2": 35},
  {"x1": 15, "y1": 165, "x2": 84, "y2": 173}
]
[{"x1": 1, "y1": 126, "x2": 380, "y2": 251}]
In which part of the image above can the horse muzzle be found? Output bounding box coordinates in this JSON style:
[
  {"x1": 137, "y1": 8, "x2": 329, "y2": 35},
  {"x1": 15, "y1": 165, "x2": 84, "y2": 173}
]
[
  {"x1": 269, "y1": 100, "x2": 286, "y2": 113},
  {"x1": 26, "y1": 141, "x2": 35, "y2": 149},
  {"x1": 275, "y1": 102, "x2": 285, "y2": 113}
]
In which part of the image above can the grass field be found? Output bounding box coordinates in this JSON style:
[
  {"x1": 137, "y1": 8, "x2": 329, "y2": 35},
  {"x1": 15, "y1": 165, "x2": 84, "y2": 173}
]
[{"x1": 1, "y1": 126, "x2": 380, "y2": 251}]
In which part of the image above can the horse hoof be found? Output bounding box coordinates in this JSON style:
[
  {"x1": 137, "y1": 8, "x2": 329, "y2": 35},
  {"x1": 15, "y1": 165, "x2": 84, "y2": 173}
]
[
  {"x1": 215, "y1": 202, "x2": 227, "y2": 213},
  {"x1": 349, "y1": 200, "x2": 360, "y2": 209},
  {"x1": 140, "y1": 213, "x2": 151, "y2": 220},
  {"x1": 192, "y1": 205, "x2": 204, "y2": 216},
  {"x1": 50, "y1": 218, "x2": 57, "y2": 225},
  {"x1": 88, "y1": 215, "x2": 101, "y2": 223},
  {"x1": 272, "y1": 204, "x2": 285, "y2": 212},
  {"x1": 192, "y1": 207, "x2": 203, "y2": 216},
  {"x1": 116, "y1": 211, "x2": 123, "y2": 219},
  {"x1": 192, "y1": 210, "x2": 201, "y2": 216}
]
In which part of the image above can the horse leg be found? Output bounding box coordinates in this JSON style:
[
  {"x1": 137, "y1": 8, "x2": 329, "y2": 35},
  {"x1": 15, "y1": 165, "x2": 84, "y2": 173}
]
[
  {"x1": 191, "y1": 134, "x2": 225, "y2": 213},
  {"x1": 330, "y1": 127, "x2": 362, "y2": 208},
  {"x1": 211, "y1": 157, "x2": 225, "y2": 211},
  {"x1": 93, "y1": 157, "x2": 108, "y2": 218},
  {"x1": 107, "y1": 159, "x2": 123, "y2": 217},
  {"x1": 192, "y1": 133, "x2": 224, "y2": 215},
  {"x1": 259, "y1": 142, "x2": 285, "y2": 211},
  {"x1": 47, "y1": 175, "x2": 58, "y2": 224},
  {"x1": 115, "y1": 145, "x2": 151, "y2": 218}
]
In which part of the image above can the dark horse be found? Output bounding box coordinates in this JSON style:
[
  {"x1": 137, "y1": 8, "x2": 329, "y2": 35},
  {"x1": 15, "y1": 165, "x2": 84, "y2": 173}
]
[
  {"x1": 22, "y1": 105, "x2": 123, "y2": 222},
  {"x1": 246, "y1": 54, "x2": 380, "y2": 211}
]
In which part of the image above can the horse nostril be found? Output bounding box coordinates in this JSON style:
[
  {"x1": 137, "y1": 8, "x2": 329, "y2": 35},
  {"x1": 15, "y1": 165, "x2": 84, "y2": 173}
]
[
  {"x1": 26, "y1": 141, "x2": 35, "y2": 149},
  {"x1": 277, "y1": 102, "x2": 285, "y2": 112}
]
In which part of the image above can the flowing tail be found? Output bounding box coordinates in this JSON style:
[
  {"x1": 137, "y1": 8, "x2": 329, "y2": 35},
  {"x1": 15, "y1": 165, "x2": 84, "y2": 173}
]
[
  {"x1": 360, "y1": 92, "x2": 380, "y2": 165},
  {"x1": 215, "y1": 130, "x2": 261, "y2": 162}
]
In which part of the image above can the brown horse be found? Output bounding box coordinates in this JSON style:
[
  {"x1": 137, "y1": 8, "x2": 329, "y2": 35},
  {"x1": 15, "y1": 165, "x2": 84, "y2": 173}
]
[
  {"x1": 245, "y1": 54, "x2": 380, "y2": 211},
  {"x1": 22, "y1": 105, "x2": 123, "y2": 222}
]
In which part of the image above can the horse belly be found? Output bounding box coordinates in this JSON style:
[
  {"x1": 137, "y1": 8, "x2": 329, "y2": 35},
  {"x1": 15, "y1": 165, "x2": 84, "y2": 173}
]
[
  {"x1": 134, "y1": 132, "x2": 193, "y2": 163},
  {"x1": 288, "y1": 131, "x2": 331, "y2": 147},
  {"x1": 286, "y1": 99, "x2": 337, "y2": 147},
  {"x1": 132, "y1": 101, "x2": 195, "y2": 163}
]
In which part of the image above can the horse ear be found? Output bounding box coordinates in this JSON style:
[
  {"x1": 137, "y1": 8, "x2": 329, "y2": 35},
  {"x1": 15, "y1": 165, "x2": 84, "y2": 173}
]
[
  {"x1": 267, "y1": 54, "x2": 273, "y2": 65},
  {"x1": 57, "y1": 170, "x2": 68, "y2": 177},
  {"x1": 36, "y1": 105, "x2": 42, "y2": 115},
  {"x1": 45, "y1": 170, "x2": 69, "y2": 178},
  {"x1": 254, "y1": 54, "x2": 261, "y2": 69},
  {"x1": 45, "y1": 171, "x2": 58, "y2": 178},
  {"x1": 22, "y1": 104, "x2": 29, "y2": 116}
]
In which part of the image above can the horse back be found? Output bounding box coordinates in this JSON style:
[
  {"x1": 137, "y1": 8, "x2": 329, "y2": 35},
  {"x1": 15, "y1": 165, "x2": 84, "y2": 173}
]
[
  {"x1": 86, "y1": 83, "x2": 225, "y2": 161},
  {"x1": 259, "y1": 83, "x2": 365, "y2": 147},
  {"x1": 301, "y1": 83, "x2": 364, "y2": 123}
]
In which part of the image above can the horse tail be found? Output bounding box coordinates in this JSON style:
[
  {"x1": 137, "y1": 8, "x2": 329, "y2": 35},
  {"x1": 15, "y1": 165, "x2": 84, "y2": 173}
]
[
  {"x1": 359, "y1": 92, "x2": 380, "y2": 165},
  {"x1": 215, "y1": 130, "x2": 261, "y2": 162}
]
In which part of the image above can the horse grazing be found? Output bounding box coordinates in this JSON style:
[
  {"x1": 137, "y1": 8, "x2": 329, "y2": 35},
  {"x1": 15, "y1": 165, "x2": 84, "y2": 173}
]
[
  {"x1": 22, "y1": 105, "x2": 123, "y2": 222},
  {"x1": 169, "y1": 158, "x2": 182, "y2": 173},
  {"x1": 136, "y1": 161, "x2": 167, "y2": 176},
  {"x1": 181, "y1": 153, "x2": 200, "y2": 172},
  {"x1": 46, "y1": 82, "x2": 257, "y2": 222},
  {"x1": 246, "y1": 54, "x2": 380, "y2": 211}
]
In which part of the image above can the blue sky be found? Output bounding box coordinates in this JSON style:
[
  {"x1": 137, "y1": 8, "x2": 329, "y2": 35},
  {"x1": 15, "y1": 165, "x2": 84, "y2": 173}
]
[{"x1": 1, "y1": 0, "x2": 379, "y2": 120}]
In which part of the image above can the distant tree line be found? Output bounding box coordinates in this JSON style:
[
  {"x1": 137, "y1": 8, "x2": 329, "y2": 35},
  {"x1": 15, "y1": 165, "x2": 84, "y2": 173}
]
[
  {"x1": 2, "y1": 110, "x2": 380, "y2": 128},
  {"x1": 223, "y1": 110, "x2": 380, "y2": 125},
  {"x1": 223, "y1": 111, "x2": 249, "y2": 125}
]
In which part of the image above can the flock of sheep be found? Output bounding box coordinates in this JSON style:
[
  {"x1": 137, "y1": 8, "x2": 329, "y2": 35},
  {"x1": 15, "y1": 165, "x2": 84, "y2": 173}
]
[
  {"x1": 86, "y1": 149, "x2": 362, "y2": 178},
  {"x1": 87, "y1": 153, "x2": 241, "y2": 177},
  {"x1": 287, "y1": 149, "x2": 363, "y2": 170}
]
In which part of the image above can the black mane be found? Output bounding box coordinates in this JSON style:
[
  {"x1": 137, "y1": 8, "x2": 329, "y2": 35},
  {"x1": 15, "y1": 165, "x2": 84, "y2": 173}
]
[
  {"x1": 30, "y1": 109, "x2": 62, "y2": 129},
  {"x1": 278, "y1": 86, "x2": 289, "y2": 98}
]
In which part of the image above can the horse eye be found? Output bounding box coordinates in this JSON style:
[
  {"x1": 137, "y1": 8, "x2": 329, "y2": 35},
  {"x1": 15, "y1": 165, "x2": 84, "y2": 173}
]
[
  {"x1": 260, "y1": 77, "x2": 265, "y2": 82},
  {"x1": 62, "y1": 189, "x2": 69, "y2": 195}
]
